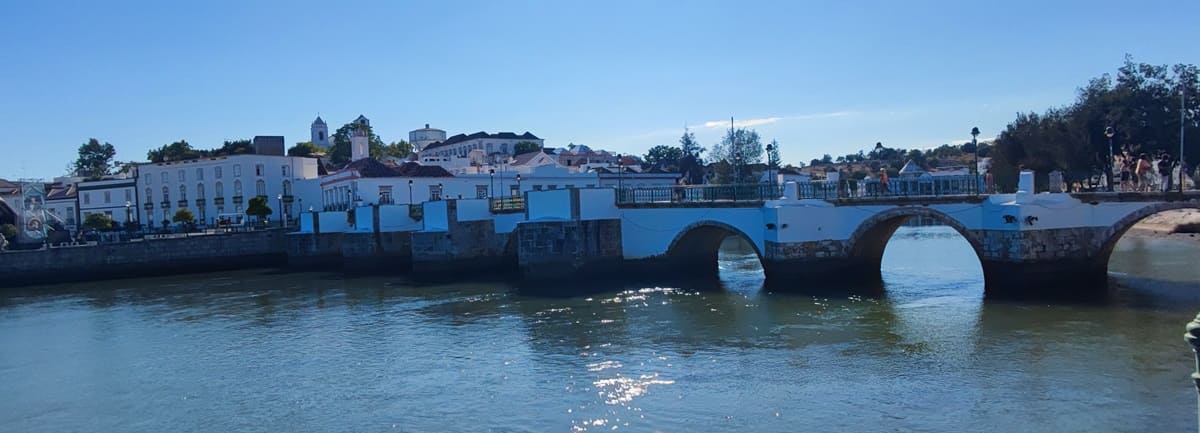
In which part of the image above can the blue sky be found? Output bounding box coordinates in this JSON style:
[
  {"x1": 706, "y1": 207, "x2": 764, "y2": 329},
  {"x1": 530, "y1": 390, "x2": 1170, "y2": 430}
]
[{"x1": 2, "y1": 0, "x2": 1197, "y2": 179}]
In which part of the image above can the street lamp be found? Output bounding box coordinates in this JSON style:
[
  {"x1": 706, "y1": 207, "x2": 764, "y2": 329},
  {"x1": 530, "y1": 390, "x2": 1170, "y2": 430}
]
[
  {"x1": 765, "y1": 143, "x2": 775, "y2": 190},
  {"x1": 276, "y1": 194, "x2": 284, "y2": 227},
  {"x1": 489, "y1": 168, "x2": 495, "y2": 199},
  {"x1": 124, "y1": 200, "x2": 131, "y2": 227},
  {"x1": 971, "y1": 127, "x2": 980, "y2": 194},
  {"x1": 1105, "y1": 126, "x2": 1116, "y2": 192},
  {"x1": 407, "y1": 179, "x2": 413, "y2": 204},
  {"x1": 515, "y1": 174, "x2": 522, "y2": 196},
  {"x1": 616, "y1": 154, "x2": 623, "y2": 191}
]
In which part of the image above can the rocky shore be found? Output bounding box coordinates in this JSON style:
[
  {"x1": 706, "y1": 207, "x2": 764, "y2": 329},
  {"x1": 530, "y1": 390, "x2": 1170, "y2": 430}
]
[{"x1": 1126, "y1": 209, "x2": 1200, "y2": 242}]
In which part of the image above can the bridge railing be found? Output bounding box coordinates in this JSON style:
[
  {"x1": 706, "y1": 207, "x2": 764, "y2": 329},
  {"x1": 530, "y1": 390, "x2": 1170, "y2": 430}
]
[{"x1": 615, "y1": 175, "x2": 985, "y2": 205}]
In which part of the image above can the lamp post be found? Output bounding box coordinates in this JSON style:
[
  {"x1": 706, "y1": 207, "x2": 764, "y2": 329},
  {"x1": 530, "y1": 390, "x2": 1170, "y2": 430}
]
[
  {"x1": 124, "y1": 200, "x2": 131, "y2": 228},
  {"x1": 971, "y1": 127, "x2": 980, "y2": 194},
  {"x1": 407, "y1": 179, "x2": 413, "y2": 204},
  {"x1": 276, "y1": 194, "x2": 284, "y2": 227},
  {"x1": 515, "y1": 174, "x2": 522, "y2": 198},
  {"x1": 346, "y1": 189, "x2": 352, "y2": 211},
  {"x1": 733, "y1": 151, "x2": 742, "y2": 200},
  {"x1": 765, "y1": 143, "x2": 775, "y2": 191},
  {"x1": 1181, "y1": 87, "x2": 1187, "y2": 193},
  {"x1": 1105, "y1": 126, "x2": 1116, "y2": 192},
  {"x1": 616, "y1": 154, "x2": 623, "y2": 192},
  {"x1": 489, "y1": 168, "x2": 495, "y2": 199}
]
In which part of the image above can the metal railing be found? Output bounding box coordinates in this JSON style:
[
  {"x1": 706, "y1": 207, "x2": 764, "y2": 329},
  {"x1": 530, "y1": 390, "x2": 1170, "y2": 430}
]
[
  {"x1": 616, "y1": 184, "x2": 783, "y2": 205},
  {"x1": 614, "y1": 175, "x2": 986, "y2": 205},
  {"x1": 490, "y1": 197, "x2": 525, "y2": 212}
]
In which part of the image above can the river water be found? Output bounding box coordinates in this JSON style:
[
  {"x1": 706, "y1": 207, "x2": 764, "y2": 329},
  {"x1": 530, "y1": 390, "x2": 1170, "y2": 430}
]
[{"x1": 1, "y1": 227, "x2": 1197, "y2": 432}]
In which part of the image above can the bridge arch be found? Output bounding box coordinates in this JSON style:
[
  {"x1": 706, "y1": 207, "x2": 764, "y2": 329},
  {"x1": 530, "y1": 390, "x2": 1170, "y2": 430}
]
[
  {"x1": 845, "y1": 206, "x2": 985, "y2": 276},
  {"x1": 1092, "y1": 201, "x2": 1200, "y2": 265},
  {"x1": 663, "y1": 221, "x2": 764, "y2": 275}
]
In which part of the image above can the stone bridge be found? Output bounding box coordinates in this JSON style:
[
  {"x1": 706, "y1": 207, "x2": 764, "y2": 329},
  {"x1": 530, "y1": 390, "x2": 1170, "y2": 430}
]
[{"x1": 290, "y1": 181, "x2": 1200, "y2": 297}]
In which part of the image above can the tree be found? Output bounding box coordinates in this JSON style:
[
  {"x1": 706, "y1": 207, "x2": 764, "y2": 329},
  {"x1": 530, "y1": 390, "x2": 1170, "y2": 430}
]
[
  {"x1": 643, "y1": 145, "x2": 684, "y2": 167},
  {"x1": 513, "y1": 141, "x2": 541, "y2": 155},
  {"x1": 246, "y1": 196, "x2": 273, "y2": 222},
  {"x1": 679, "y1": 128, "x2": 705, "y2": 161},
  {"x1": 172, "y1": 208, "x2": 195, "y2": 224},
  {"x1": 709, "y1": 127, "x2": 763, "y2": 183},
  {"x1": 147, "y1": 140, "x2": 201, "y2": 162},
  {"x1": 83, "y1": 213, "x2": 114, "y2": 231},
  {"x1": 383, "y1": 140, "x2": 414, "y2": 158},
  {"x1": 74, "y1": 138, "x2": 116, "y2": 180},
  {"x1": 213, "y1": 139, "x2": 254, "y2": 156},
  {"x1": 287, "y1": 141, "x2": 323, "y2": 157},
  {"x1": 766, "y1": 139, "x2": 782, "y2": 166}
]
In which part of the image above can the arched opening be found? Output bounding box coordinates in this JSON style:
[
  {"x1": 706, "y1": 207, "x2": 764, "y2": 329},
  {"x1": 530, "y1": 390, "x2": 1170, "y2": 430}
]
[
  {"x1": 664, "y1": 222, "x2": 764, "y2": 284},
  {"x1": 1095, "y1": 203, "x2": 1200, "y2": 288},
  {"x1": 846, "y1": 208, "x2": 985, "y2": 294}
]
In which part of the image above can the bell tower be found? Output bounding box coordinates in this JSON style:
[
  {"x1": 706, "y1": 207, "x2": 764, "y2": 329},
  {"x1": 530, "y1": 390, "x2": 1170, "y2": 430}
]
[
  {"x1": 311, "y1": 115, "x2": 329, "y2": 147},
  {"x1": 350, "y1": 115, "x2": 370, "y2": 161}
]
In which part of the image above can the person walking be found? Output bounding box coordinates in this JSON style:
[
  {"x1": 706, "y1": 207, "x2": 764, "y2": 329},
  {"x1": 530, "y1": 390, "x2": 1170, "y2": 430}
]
[
  {"x1": 1135, "y1": 153, "x2": 1152, "y2": 192},
  {"x1": 879, "y1": 168, "x2": 889, "y2": 196},
  {"x1": 1158, "y1": 153, "x2": 1173, "y2": 192}
]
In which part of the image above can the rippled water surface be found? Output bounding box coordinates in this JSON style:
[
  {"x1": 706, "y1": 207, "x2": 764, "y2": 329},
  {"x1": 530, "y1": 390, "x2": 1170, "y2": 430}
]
[{"x1": 1, "y1": 227, "x2": 1197, "y2": 432}]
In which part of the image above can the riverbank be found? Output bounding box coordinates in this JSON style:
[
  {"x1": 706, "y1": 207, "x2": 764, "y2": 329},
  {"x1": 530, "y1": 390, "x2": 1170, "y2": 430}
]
[{"x1": 1126, "y1": 209, "x2": 1200, "y2": 241}]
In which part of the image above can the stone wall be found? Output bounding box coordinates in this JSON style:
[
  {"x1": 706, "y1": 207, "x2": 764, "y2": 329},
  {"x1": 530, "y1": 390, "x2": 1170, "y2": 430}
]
[
  {"x1": 517, "y1": 219, "x2": 622, "y2": 281},
  {"x1": 286, "y1": 232, "x2": 344, "y2": 268},
  {"x1": 0, "y1": 230, "x2": 287, "y2": 287}
]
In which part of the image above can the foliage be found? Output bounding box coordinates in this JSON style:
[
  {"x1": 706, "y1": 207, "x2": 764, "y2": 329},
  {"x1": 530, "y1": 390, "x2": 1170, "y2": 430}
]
[
  {"x1": 991, "y1": 56, "x2": 1198, "y2": 190},
  {"x1": 246, "y1": 196, "x2": 272, "y2": 220},
  {"x1": 172, "y1": 208, "x2": 194, "y2": 224},
  {"x1": 329, "y1": 122, "x2": 386, "y2": 165},
  {"x1": 383, "y1": 140, "x2": 414, "y2": 158},
  {"x1": 287, "y1": 141, "x2": 323, "y2": 157},
  {"x1": 643, "y1": 145, "x2": 684, "y2": 167},
  {"x1": 83, "y1": 213, "x2": 114, "y2": 231},
  {"x1": 74, "y1": 138, "x2": 116, "y2": 180},
  {"x1": 679, "y1": 128, "x2": 705, "y2": 160},
  {"x1": 0, "y1": 223, "x2": 16, "y2": 241},
  {"x1": 710, "y1": 127, "x2": 763, "y2": 183},
  {"x1": 766, "y1": 140, "x2": 782, "y2": 165},
  {"x1": 513, "y1": 141, "x2": 541, "y2": 155},
  {"x1": 147, "y1": 140, "x2": 199, "y2": 162}
]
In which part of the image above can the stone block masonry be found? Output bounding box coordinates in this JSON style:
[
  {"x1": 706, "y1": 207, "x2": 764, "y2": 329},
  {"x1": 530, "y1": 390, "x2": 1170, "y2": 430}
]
[
  {"x1": 516, "y1": 219, "x2": 622, "y2": 281},
  {"x1": 0, "y1": 230, "x2": 287, "y2": 288}
]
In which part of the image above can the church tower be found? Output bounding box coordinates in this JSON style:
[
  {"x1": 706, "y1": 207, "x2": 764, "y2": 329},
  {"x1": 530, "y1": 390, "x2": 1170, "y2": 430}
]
[
  {"x1": 350, "y1": 115, "x2": 370, "y2": 161},
  {"x1": 311, "y1": 115, "x2": 329, "y2": 147}
]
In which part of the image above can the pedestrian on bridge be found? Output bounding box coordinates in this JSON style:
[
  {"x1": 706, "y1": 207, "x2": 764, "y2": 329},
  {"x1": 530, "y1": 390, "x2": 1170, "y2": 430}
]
[{"x1": 879, "y1": 168, "x2": 889, "y2": 195}]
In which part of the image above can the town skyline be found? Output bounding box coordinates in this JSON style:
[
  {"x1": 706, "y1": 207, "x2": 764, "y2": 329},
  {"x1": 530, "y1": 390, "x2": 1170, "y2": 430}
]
[{"x1": 3, "y1": 0, "x2": 1198, "y2": 180}]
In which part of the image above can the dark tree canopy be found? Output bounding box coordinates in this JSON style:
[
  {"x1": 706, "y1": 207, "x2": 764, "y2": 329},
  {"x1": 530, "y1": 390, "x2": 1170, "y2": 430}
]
[
  {"x1": 643, "y1": 145, "x2": 684, "y2": 168},
  {"x1": 287, "y1": 141, "x2": 323, "y2": 157},
  {"x1": 513, "y1": 141, "x2": 541, "y2": 155},
  {"x1": 246, "y1": 196, "x2": 272, "y2": 220},
  {"x1": 146, "y1": 139, "x2": 254, "y2": 163},
  {"x1": 679, "y1": 128, "x2": 705, "y2": 161},
  {"x1": 83, "y1": 213, "x2": 113, "y2": 231},
  {"x1": 172, "y1": 208, "x2": 194, "y2": 224},
  {"x1": 383, "y1": 140, "x2": 413, "y2": 158},
  {"x1": 991, "y1": 56, "x2": 1198, "y2": 191},
  {"x1": 74, "y1": 138, "x2": 116, "y2": 180},
  {"x1": 329, "y1": 122, "x2": 386, "y2": 165}
]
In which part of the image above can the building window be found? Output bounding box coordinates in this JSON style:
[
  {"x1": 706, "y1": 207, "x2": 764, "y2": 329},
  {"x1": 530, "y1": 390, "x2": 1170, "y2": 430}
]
[
  {"x1": 161, "y1": 172, "x2": 168, "y2": 183},
  {"x1": 510, "y1": 185, "x2": 519, "y2": 197},
  {"x1": 162, "y1": 186, "x2": 169, "y2": 202},
  {"x1": 196, "y1": 184, "x2": 205, "y2": 199},
  {"x1": 178, "y1": 170, "x2": 185, "y2": 182},
  {"x1": 429, "y1": 185, "x2": 443, "y2": 201},
  {"x1": 235, "y1": 204, "x2": 243, "y2": 213},
  {"x1": 282, "y1": 165, "x2": 289, "y2": 177},
  {"x1": 143, "y1": 172, "x2": 151, "y2": 184},
  {"x1": 145, "y1": 188, "x2": 152, "y2": 202},
  {"x1": 233, "y1": 180, "x2": 242, "y2": 196},
  {"x1": 215, "y1": 181, "x2": 224, "y2": 198},
  {"x1": 197, "y1": 206, "x2": 206, "y2": 223},
  {"x1": 196, "y1": 168, "x2": 204, "y2": 181},
  {"x1": 282, "y1": 180, "x2": 292, "y2": 196},
  {"x1": 125, "y1": 189, "x2": 132, "y2": 202},
  {"x1": 255, "y1": 179, "x2": 266, "y2": 197},
  {"x1": 83, "y1": 193, "x2": 90, "y2": 205},
  {"x1": 215, "y1": 166, "x2": 223, "y2": 178},
  {"x1": 104, "y1": 191, "x2": 111, "y2": 203},
  {"x1": 234, "y1": 165, "x2": 242, "y2": 177},
  {"x1": 179, "y1": 185, "x2": 187, "y2": 201},
  {"x1": 548, "y1": 185, "x2": 558, "y2": 190},
  {"x1": 476, "y1": 185, "x2": 488, "y2": 199},
  {"x1": 66, "y1": 207, "x2": 74, "y2": 224},
  {"x1": 533, "y1": 185, "x2": 543, "y2": 191},
  {"x1": 255, "y1": 164, "x2": 264, "y2": 177}
]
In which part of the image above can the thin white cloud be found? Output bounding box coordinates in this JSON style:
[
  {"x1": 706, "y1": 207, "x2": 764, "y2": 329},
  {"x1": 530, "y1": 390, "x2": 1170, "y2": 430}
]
[{"x1": 702, "y1": 111, "x2": 857, "y2": 128}]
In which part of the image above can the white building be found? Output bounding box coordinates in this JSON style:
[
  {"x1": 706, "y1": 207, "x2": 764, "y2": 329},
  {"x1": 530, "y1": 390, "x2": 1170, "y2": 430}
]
[
  {"x1": 418, "y1": 131, "x2": 543, "y2": 164},
  {"x1": 136, "y1": 154, "x2": 319, "y2": 227},
  {"x1": 44, "y1": 183, "x2": 79, "y2": 231},
  {"x1": 78, "y1": 177, "x2": 138, "y2": 226},
  {"x1": 311, "y1": 116, "x2": 330, "y2": 147},
  {"x1": 409, "y1": 124, "x2": 447, "y2": 153}
]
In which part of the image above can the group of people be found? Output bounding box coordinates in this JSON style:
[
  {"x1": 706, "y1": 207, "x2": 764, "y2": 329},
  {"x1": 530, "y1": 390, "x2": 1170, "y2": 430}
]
[{"x1": 1114, "y1": 150, "x2": 1188, "y2": 192}]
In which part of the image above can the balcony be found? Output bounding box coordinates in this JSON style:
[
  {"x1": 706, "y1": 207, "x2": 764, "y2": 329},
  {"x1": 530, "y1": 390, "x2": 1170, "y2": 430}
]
[
  {"x1": 282, "y1": 195, "x2": 294, "y2": 203},
  {"x1": 195, "y1": 198, "x2": 206, "y2": 207},
  {"x1": 232, "y1": 195, "x2": 244, "y2": 205},
  {"x1": 177, "y1": 200, "x2": 188, "y2": 208},
  {"x1": 143, "y1": 202, "x2": 154, "y2": 211},
  {"x1": 160, "y1": 201, "x2": 170, "y2": 209},
  {"x1": 213, "y1": 197, "x2": 225, "y2": 206}
]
